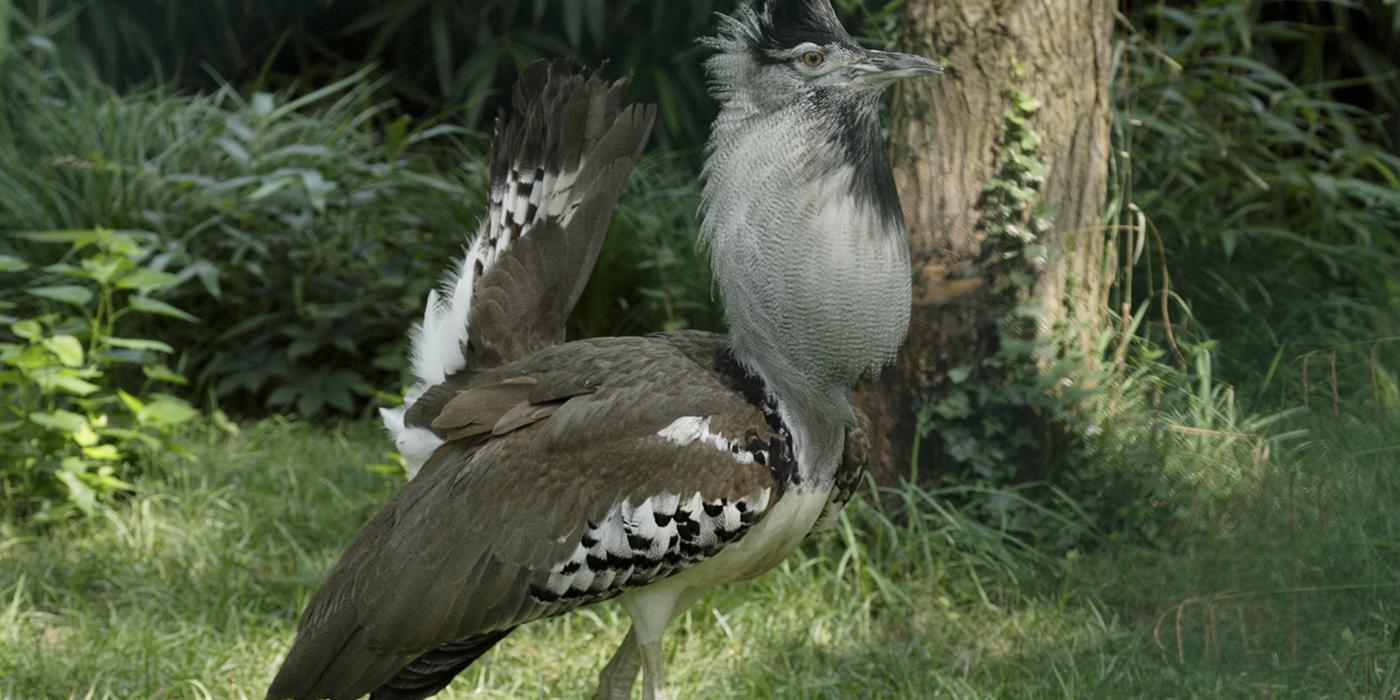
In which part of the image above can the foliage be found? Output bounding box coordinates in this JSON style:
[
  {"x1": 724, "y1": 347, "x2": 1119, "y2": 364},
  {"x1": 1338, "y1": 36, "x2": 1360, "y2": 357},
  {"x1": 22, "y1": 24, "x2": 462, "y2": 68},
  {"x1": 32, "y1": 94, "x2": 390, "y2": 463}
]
[
  {"x1": 0, "y1": 41, "x2": 488, "y2": 419},
  {"x1": 11, "y1": 0, "x2": 902, "y2": 149},
  {"x1": 0, "y1": 228, "x2": 199, "y2": 522},
  {"x1": 1116, "y1": 0, "x2": 1400, "y2": 408}
]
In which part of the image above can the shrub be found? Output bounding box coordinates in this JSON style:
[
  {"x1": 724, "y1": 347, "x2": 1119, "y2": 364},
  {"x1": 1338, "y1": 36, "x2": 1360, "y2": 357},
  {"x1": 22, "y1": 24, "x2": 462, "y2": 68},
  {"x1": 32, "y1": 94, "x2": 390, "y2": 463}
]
[
  {"x1": 0, "y1": 228, "x2": 198, "y2": 522},
  {"x1": 1116, "y1": 0, "x2": 1400, "y2": 406},
  {"x1": 1, "y1": 43, "x2": 488, "y2": 418}
]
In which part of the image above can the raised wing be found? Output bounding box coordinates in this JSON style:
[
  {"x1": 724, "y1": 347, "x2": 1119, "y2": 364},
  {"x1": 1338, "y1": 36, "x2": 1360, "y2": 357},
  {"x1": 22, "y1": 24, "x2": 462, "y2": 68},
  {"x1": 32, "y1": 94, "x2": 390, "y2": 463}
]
[
  {"x1": 268, "y1": 333, "x2": 795, "y2": 700},
  {"x1": 384, "y1": 61, "x2": 656, "y2": 476}
]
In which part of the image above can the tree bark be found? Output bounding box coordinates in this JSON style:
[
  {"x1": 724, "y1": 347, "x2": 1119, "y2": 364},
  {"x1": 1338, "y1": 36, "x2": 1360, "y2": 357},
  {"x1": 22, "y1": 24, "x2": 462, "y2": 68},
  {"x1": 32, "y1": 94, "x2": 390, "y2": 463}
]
[{"x1": 857, "y1": 0, "x2": 1115, "y2": 484}]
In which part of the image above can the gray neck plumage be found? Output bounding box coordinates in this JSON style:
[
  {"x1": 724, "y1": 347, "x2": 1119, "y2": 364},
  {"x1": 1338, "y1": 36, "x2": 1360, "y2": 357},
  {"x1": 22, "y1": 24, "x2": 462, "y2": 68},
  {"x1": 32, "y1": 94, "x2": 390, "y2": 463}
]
[{"x1": 700, "y1": 84, "x2": 912, "y2": 484}]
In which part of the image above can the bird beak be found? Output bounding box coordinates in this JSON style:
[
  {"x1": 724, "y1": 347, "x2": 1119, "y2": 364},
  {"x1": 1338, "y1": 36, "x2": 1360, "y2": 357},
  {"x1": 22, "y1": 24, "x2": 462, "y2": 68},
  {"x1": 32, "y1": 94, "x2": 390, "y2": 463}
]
[{"x1": 855, "y1": 50, "x2": 944, "y2": 83}]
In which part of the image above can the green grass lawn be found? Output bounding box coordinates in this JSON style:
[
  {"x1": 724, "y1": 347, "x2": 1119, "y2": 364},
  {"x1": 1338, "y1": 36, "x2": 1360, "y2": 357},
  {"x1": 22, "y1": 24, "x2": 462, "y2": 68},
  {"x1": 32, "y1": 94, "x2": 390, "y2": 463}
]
[{"x1": 2, "y1": 415, "x2": 1397, "y2": 699}]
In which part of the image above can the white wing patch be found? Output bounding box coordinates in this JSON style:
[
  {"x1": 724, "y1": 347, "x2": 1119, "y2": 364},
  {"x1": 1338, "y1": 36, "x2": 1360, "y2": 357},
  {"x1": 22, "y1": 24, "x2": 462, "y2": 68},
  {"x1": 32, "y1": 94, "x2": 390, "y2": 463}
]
[{"x1": 656, "y1": 416, "x2": 757, "y2": 464}]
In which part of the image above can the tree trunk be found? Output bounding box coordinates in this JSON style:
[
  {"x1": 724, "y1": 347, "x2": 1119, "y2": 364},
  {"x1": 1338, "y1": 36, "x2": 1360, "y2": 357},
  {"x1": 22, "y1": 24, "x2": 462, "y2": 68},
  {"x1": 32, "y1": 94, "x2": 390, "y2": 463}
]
[{"x1": 857, "y1": 0, "x2": 1115, "y2": 484}]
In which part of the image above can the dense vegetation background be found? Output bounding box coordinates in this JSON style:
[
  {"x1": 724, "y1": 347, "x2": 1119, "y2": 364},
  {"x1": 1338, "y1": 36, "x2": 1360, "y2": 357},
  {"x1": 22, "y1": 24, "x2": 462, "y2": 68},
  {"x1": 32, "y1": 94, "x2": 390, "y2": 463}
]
[{"x1": 1, "y1": 0, "x2": 1398, "y2": 697}]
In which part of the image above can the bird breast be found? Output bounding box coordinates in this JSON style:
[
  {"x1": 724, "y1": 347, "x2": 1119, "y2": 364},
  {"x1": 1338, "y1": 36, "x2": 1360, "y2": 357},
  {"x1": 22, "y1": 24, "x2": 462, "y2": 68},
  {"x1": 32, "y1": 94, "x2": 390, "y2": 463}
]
[{"x1": 702, "y1": 110, "x2": 912, "y2": 390}]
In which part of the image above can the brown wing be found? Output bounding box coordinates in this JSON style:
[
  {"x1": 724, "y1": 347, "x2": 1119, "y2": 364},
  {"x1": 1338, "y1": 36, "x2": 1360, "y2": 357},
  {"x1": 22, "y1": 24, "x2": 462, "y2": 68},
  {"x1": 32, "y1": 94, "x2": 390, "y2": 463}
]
[{"x1": 267, "y1": 333, "x2": 794, "y2": 699}]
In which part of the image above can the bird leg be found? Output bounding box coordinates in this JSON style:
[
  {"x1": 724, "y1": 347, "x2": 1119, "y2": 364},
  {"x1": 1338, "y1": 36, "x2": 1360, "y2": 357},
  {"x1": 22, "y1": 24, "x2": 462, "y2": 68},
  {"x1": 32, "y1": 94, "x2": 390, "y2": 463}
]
[
  {"x1": 591, "y1": 627, "x2": 641, "y2": 700},
  {"x1": 616, "y1": 584, "x2": 704, "y2": 700},
  {"x1": 638, "y1": 639, "x2": 670, "y2": 700}
]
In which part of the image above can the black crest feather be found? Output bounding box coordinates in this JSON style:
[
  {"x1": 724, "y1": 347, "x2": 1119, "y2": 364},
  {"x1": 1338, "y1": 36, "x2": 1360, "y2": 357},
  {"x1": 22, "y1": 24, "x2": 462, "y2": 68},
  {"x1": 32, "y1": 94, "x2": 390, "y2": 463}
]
[{"x1": 758, "y1": 0, "x2": 857, "y2": 50}]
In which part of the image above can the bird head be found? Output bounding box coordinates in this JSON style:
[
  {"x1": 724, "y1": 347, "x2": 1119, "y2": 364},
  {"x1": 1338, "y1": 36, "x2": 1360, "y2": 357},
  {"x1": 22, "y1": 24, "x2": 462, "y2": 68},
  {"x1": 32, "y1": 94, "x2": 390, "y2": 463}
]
[{"x1": 703, "y1": 0, "x2": 942, "y2": 109}]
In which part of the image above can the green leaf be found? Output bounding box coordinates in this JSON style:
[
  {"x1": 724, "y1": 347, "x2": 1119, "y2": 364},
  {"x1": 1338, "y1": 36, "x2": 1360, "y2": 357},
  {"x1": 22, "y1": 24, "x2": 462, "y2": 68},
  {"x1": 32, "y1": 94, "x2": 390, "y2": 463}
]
[
  {"x1": 266, "y1": 385, "x2": 298, "y2": 407},
  {"x1": 72, "y1": 422, "x2": 100, "y2": 447},
  {"x1": 42, "y1": 335, "x2": 84, "y2": 367},
  {"x1": 56, "y1": 470, "x2": 97, "y2": 514},
  {"x1": 142, "y1": 364, "x2": 188, "y2": 385},
  {"x1": 82, "y1": 444, "x2": 122, "y2": 461},
  {"x1": 116, "y1": 268, "x2": 181, "y2": 292},
  {"x1": 211, "y1": 409, "x2": 240, "y2": 436},
  {"x1": 90, "y1": 466, "x2": 135, "y2": 492},
  {"x1": 116, "y1": 388, "x2": 145, "y2": 414},
  {"x1": 98, "y1": 427, "x2": 162, "y2": 450},
  {"x1": 247, "y1": 178, "x2": 292, "y2": 201},
  {"x1": 138, "y1": 397, "x2": 198, "y2": 426},
  {"x1": 10, "y1": 319, "x2": 42, "y2": 341},
  {"x1": 104, "y1": 336, "x2": 175, "y2": 354},
  {"x1": 26, "y1": 285, "x2": 93, "y2": 307},
  {"x1": 11, "y1": 229, "x2": 97, "y2": 245},
  {"x1": 128, "y1": 296, "x2": 198, "y2": 322},
  {"x1": 79, "y1": 256, "x2": 127, "y2": 285},
  {"x1": 0, "y1": 254, "x2": 28, "y2": 272},
  {"x1": 46, "y1": 374, "x2": 101, "y2": 396},
  {"x1": 296, "y1": 391, "x2": 324, "y2": 417},
  {"x1": 29, "y1": 409, "x2": 88, "y2": 433}
]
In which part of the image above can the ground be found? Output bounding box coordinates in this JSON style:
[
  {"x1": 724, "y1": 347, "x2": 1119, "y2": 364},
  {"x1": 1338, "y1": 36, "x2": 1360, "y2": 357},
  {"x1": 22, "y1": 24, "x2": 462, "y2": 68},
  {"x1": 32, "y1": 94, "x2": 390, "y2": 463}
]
[{"x1": 1, "y1": 416, "x2": 1396, "y2": 699}]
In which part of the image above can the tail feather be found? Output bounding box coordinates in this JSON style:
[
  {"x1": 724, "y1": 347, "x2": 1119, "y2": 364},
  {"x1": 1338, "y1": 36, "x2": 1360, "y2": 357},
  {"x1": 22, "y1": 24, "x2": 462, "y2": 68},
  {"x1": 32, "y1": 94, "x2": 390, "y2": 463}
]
[{"x1": 386, "y1": 60, "x2": 655, "y2": 476}]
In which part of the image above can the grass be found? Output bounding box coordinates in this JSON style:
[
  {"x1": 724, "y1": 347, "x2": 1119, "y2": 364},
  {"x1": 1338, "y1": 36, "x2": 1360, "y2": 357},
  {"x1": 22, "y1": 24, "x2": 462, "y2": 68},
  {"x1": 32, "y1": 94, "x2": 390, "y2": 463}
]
[{"x1": 1, "y1": 412, "x2": 1397, "y2": 699}]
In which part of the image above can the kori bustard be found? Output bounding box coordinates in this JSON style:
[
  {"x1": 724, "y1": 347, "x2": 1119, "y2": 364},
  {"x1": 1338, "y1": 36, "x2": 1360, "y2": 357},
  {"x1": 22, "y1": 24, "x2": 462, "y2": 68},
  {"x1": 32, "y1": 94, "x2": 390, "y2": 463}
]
[{"x1": 268, "y1": 1, "x2": 940, "y2": 698}]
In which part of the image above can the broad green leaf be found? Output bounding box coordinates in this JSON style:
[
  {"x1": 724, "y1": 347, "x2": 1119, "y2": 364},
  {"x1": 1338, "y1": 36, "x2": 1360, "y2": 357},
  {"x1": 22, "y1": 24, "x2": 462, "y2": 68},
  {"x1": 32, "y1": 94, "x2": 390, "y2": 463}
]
[
  {"x1": 42, "y1": 335, "x2": 84, "y2": 367},
  {"x1": 98, "y1": 427, "x2": 162, "y2": 450},
  {"x1": 103, "y1": 231, "x2": 149, "y2": 259},
  {"x1": 26, "y1": 285, "x2": 93, "y2": 307},
  {"x1": 129, "y1": 296, "x2": 198, "y2": 322},
  {"x1": 139, "y1": 397, "x2": 198, "y2": 426},
  {"x1": 11, "y1": 344, "x2": 57, "y2": 369},
  {"x1": 116, "y1": 268, "x2": 180, "y2": 292},
  {"x1": 29, "y1": 409, "x2": 87, "y2": 433},
  {"x1": 79, "y1": 256, "x2": 127, "y2": 285},
  {"x1": 0, "y1": 254, "x2": 28, "y2": 272},
  {"x1": 46, "y1": 374, "x2": 101, "y2": 396},
  {"x1": 297, "y1": 391, "x2": 325, "y2": 417},
  {"x1": 266, "y1": 385, "x2": 298, "y2": 407},
  {"x1": 10, "y1": 319, "x2": 42, "y2": 341},
  {"x1": 72, "y1": 422, "x2": 100, "y2": 447},
  {"x1": 82, "y1": 444, "x2": 122, "y2": 461}
]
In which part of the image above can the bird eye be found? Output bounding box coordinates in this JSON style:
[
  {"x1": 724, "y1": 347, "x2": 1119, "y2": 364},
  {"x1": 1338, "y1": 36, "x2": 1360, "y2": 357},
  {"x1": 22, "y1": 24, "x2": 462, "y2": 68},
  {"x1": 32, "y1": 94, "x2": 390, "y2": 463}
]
[{"x1": 802, "y1": 51, "x2": 824, "y2": 68}]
